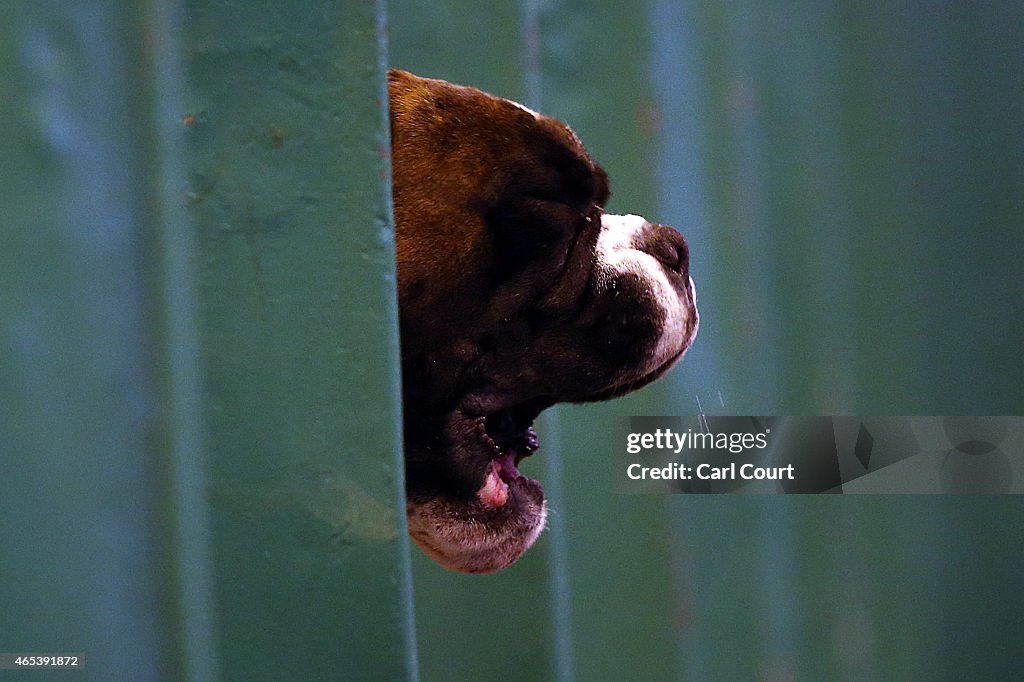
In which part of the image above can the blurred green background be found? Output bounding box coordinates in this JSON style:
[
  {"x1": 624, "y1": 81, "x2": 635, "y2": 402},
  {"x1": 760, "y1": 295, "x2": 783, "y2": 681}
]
[
  {"x1": 3, "y1": 0, "x2": 1022, "y2": 680},
  {"x1": 391, "y1": 1, "x2": 1024, "y2": 681}
]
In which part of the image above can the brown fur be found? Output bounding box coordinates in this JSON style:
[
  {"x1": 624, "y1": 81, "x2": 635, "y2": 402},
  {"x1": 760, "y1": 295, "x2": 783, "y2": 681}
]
[{"x1": 389, "y1": 70, "x2": 695, "y2": 573}]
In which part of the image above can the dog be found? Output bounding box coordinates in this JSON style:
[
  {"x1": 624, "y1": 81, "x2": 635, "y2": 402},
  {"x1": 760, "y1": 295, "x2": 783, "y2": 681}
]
[{"x1": 388, "y1": 70, "x2": 698, "y2": 573}]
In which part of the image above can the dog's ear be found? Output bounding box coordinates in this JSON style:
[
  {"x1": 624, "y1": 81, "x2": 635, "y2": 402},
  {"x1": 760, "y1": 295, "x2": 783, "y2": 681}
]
[
  {"x1": 387, "y1": 70, "x2": 427, "y2": 139},
  {"x1": 387, "y1": 68, "x2": 418, "y2": 92}
]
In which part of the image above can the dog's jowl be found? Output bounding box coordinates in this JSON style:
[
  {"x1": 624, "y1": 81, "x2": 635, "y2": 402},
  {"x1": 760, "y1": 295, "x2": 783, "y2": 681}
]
[{"x1": 389, "y1": 70, "x2": 698, "y2": 573}]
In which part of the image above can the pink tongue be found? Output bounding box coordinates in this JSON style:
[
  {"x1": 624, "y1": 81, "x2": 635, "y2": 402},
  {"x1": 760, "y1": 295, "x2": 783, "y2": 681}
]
[{"x1": 476, "y1": 460, "x2": 509, "y2": 508}]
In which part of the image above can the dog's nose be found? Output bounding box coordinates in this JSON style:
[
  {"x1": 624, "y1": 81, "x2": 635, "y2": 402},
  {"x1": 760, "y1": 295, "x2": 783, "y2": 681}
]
[{"x1": 642, "y1": 224, "x2": 689, "y2": 275}]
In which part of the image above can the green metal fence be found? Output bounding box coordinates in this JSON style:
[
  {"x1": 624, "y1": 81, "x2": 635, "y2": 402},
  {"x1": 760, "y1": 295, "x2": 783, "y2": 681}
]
[
  {"x1": 3, "y1": 1, "x2": 1023, "y2": 680},
  {"x1": 184, "y1": 1, "x2": 415, "y2": 679},
  {"x1": 2, "y1": 2, "x2": 216, "y2": 678}
]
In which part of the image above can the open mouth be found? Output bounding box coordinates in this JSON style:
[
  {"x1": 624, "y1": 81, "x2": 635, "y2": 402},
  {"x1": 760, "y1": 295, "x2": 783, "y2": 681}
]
[
  {"x1": 474, "y1": 408, "x2": 542, "y2": 507},
  {"x1": 406, "y1": 398, "x2": 553, "y2": 574}
]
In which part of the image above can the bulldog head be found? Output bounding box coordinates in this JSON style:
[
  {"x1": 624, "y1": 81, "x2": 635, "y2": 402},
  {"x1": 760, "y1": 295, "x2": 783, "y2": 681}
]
[{"x1": 388, "y1": 70, "x2": 698, "y2": 573}]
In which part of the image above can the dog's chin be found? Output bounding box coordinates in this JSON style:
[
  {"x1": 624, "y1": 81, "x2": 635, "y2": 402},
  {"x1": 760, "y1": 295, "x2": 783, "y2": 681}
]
[{"x1": 407, "y1": 479, "x2": 547, "y2": 574}]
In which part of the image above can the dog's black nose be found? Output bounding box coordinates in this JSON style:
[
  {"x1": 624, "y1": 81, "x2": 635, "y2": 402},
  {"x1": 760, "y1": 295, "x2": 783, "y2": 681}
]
[{"x1": 639, "y1": 224, "x2": 689, "y2": 275}]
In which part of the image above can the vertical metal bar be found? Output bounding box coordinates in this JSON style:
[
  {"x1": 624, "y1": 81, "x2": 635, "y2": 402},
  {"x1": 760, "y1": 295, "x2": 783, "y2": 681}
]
[
  {"x1": 183, "y1": 0, "x2": 416, "y2": 678},
  {"x1": 648, "y1": 0, "x2": 724, "y2": 412},
  {"x1": 148, "y1": 1, "x2": 220, "y2": 678},
  {"x1": 755, "y1": 498, "x2": 798, "y2": 680},
  {"x1": 532, "y1": 2, "x2": 681, "y2": 679},
  {"x1": 536, "y1": 410, "x2": 575, "y2": 682},
  {"x1": 522, "y1": 1, "x2": 575, "y2": 679},
  {"x1": 754, "y1": 0, "x2": 857, "y2": 411},
  {"x1": 1, "y1": 1, "x2": 216, "y2": 679},
  {"x1": 645, "y1": 9, "x2": 746, "y2": 678},
  {"x1": 672, "y1": 501, "x2": 765, "y2": 680},
  {"x1": 388, "y1": 4, "x2": 557, "y2": 682},
  {"x1": 377, "y1": 2, "x2": 423, "y2": 676}
]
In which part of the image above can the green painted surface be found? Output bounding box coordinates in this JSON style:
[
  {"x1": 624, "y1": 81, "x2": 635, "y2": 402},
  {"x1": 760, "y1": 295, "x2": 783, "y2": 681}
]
[
  {"x1": 5, "y1": 1, "x2": 1021, "y2": 680},
  {"x1": 665, "y1": 2, "x2": 1024, "y2": 679},
  {"x1": 1, "y1": 1, "x2": 215, "y2": 679},
  {"x1": 184, "y1": 1, "x2": 415, "y2": 679},
  {"x1": 688, "y1": 1, "x2": 1024, "y2": 414}
]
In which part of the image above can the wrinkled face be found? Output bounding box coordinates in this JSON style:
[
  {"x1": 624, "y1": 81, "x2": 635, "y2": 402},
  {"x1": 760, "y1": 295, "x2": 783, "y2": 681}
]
[{"x1": 388, "y1": 70, "x2": 698, "y2": 573}]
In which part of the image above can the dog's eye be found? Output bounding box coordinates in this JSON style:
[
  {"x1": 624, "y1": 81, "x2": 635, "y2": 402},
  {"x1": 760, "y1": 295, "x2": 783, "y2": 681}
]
[
  {"x1": 534, "y1": 197, "x2": 608, "y2": 232},
  {"x1": 524, "y1": 192, "x2": 584, "y2": 211},
  {"x1": 485, "y1": 195, "x2": 580, "y2": 272},
  {"x1": 578, "y1": 203, "x2": 604, "y2": 227}
]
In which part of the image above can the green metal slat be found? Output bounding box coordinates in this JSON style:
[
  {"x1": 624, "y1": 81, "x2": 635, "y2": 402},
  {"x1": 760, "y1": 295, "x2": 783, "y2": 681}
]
[
  {"x1": 388, "y1": 3, "x2": 561, "y2": 681},
  {"x1": 184, "y1": 1, "x2": 416, "y2": 679},
  {"x1": 687, "y1": 1, "x2": 1024, "y2": 414},
  {"x1": 1, "y1": 1, "x2": 216, "y2": 680},
  {"x1": 532, "y1": 3, "x2": 683, "y2": 680},
  {"x1": 658, "y1": 1, "x2": 1024, "y2": 678}
]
